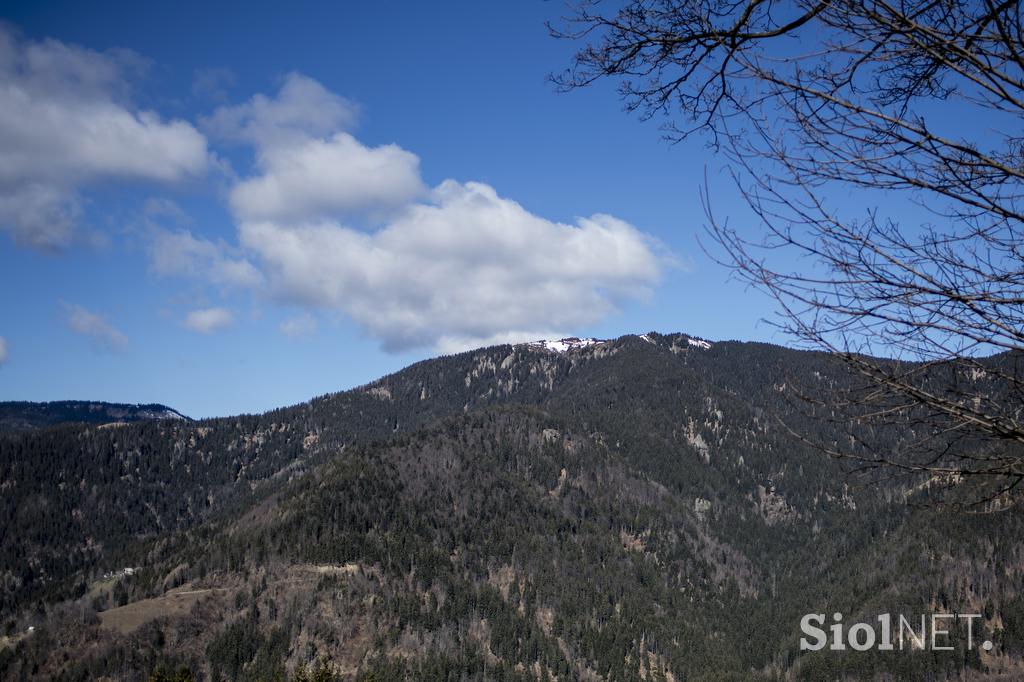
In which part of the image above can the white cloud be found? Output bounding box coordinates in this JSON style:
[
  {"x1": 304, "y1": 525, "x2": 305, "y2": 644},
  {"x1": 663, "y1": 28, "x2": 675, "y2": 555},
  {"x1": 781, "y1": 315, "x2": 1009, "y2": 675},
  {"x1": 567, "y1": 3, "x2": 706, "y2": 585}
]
[
  {"x1": 240, "y1": 180, "x2": 662, "y2": 352},
  {"x1": 280, "y1": 313, "x2": 317, "y2": 338},
  {"x1": 0, "y1": 336, "x2": 7, "y2": 365},
  {"x1": 64, "y1": 303, "x2": 128, "y2": 351},
  {"x1": 0, "y1": 25, "x2": 209, "y2": 250},
  {"x1": 203, "y1": 72, "x2": 358, "y2": 143},
  {"x1": 148, "y1": 227, "x2": 263, "y2": 289},
  {"x1": 206, "y1": 73, "x2": 423, "y2": 224},
  {"x1": 184, "y1": 307, "x2": 234, "y2": 334},
  {"x1": 0, "y1": 183, "x2": 80, "y2": 249},
  {"x1": 230, "y1": 132, "x2": 424, "y2": 223},
  {"x1": 186, "y1": 74, "x2": 666, "y2": 353}
]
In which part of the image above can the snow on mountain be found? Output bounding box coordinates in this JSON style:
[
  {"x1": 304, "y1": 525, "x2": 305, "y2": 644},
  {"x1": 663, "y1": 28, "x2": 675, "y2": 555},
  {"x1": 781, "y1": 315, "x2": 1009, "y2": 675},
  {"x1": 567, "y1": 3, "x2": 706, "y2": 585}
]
[
  {"x1": 132, "y1": 406, "x2": 188, "y2": 421},
  {"x1": 86, "y1": 403, "x2": 188, "y2": 421},
  {"x1": 518, "y1": 333, "x2": 713, "y2": 354},
  {"x1": 520, "y1": 337, "x2": 608, "y2": 353}
]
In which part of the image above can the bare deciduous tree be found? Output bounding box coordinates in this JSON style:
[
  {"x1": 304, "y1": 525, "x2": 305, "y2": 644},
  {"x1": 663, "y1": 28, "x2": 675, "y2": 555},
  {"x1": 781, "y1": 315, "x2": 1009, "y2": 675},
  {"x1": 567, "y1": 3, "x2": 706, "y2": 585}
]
[{"x1": 552, "y1": 0, "x2": 1024, "y2": 506}]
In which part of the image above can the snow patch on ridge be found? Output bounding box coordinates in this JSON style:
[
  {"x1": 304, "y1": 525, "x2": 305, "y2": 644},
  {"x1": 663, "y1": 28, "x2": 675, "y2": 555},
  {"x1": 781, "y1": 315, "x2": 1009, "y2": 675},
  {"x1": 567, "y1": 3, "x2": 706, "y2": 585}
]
[
  {"x1": 516, "y1": 333, "x2": 712, "y2": 354},
  {"x1": 520, "y1": 337, "x2": 607, "y2": 353}
]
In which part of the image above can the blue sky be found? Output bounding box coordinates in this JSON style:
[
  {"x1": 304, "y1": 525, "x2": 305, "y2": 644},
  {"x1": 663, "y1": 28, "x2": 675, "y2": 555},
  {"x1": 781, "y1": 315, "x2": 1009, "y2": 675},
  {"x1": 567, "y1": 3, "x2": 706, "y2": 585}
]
[{"x1": 0, "y1": 1, "x2": 786, "y2": 417}]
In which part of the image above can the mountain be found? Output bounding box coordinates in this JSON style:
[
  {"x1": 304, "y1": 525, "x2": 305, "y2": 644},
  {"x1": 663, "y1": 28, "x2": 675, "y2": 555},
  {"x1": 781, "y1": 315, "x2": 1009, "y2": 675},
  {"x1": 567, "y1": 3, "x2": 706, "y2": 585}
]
[
  {"x1": 0, "y1": 400, "x2": 189, "y2": 433},
  {"x1": 0, "y1": 333, "x2": 1022, "y2": 681}
]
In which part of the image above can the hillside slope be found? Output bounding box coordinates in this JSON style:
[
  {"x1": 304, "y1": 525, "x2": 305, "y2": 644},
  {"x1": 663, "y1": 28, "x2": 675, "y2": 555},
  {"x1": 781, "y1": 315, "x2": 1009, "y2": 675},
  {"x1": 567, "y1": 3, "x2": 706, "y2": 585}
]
[{"x1": 1, "y1": 333, "x2": 1022, "y2": 680}]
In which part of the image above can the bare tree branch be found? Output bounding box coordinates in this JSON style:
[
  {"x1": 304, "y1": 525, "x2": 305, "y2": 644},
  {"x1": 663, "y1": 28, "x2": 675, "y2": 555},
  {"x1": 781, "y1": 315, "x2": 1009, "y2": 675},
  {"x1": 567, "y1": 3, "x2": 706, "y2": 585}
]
[{"x1": 553, "y1": 0, "x2": 1024, "y2": 507}]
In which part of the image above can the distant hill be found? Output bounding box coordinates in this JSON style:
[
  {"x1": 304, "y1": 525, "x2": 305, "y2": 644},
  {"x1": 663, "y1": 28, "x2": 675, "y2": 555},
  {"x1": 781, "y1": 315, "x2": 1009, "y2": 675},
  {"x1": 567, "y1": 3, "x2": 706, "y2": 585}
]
[{"x1": 0, "y1": 400, "x2": 189, "y2": 433}]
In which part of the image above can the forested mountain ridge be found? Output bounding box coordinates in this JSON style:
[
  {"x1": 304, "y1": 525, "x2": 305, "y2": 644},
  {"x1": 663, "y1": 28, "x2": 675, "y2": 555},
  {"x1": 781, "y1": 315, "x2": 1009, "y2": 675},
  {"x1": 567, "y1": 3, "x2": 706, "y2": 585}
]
[
  {"x1": 1, "y1": 333, "x2": 1022, "y2": 680},
  {"x1": 0, "y1": 401, "x2": 188, "y2": 433}
]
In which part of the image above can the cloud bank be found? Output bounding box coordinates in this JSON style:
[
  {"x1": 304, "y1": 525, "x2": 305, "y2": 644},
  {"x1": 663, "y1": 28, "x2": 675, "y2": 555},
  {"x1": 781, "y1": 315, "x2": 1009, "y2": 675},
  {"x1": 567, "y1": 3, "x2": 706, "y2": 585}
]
[
  {"x1": 0, "y1": 48, "x2": 668, "y2": 352},
  {"x1": 241, "y1": 181, "x2": 661, "y2": 351},
  {"x1": 206, "y1": 73, "x2": 423, "y2": 223},
  {"x1": 194, "y1": 74, "x2": 664, "y2": 351},
  {"x1": 0, "y1": 25, "x2": 208, "y2": 250}
]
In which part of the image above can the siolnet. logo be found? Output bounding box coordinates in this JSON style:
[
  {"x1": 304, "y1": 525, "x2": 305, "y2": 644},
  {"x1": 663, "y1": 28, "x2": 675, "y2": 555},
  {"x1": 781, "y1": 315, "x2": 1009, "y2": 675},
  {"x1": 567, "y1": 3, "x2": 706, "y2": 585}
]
[{"x1": 800, "y1": 612, "x2": 994, "y2": 652}]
